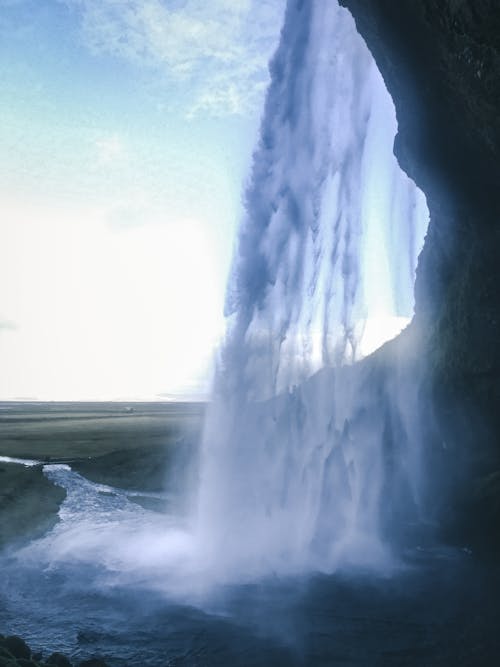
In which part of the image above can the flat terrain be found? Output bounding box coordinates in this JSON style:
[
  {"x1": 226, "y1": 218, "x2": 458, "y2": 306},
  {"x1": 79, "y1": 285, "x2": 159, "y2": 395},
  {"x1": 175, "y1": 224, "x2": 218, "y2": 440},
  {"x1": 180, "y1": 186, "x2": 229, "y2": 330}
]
[
  {"x1": 0, "y1": 401, "x2": 205, "y2": 549},
  {"x1": 0, "y1": 401, "x2": 205, "y2": 460}
]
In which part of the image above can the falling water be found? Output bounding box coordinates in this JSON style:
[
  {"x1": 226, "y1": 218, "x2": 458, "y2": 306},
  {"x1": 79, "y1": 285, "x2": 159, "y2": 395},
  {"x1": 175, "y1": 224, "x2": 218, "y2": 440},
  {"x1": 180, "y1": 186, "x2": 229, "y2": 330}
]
[
  {"x1": 4, "y1": 4, "x2": 500, "y2": 663},
  {"x1": 196, "y1": 0, "x2": 428, "y2": 579},
  {"x1": 4, "y1": 0, "x2": 430, "y2": 603}
]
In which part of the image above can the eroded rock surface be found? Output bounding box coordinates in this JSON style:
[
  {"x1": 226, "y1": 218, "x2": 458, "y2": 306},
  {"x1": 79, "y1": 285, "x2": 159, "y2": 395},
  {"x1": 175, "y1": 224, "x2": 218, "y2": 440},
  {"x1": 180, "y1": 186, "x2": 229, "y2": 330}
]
[{"x1": 340, "y1": 0, "x2": 500, "y2": 549}]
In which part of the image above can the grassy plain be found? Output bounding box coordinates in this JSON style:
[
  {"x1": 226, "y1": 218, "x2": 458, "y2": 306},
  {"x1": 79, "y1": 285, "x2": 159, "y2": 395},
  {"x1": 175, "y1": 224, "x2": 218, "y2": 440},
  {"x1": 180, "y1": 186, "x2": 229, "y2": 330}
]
[{"x1": 0, "y1": 401, "x2": 205, "y2": 549}]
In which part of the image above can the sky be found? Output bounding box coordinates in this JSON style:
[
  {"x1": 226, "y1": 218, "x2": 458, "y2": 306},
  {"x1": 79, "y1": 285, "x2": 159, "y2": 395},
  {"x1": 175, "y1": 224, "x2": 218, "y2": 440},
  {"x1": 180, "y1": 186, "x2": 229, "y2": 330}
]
[{"x1": 0, "y1": 0, "x2": 286, "y2": 400}]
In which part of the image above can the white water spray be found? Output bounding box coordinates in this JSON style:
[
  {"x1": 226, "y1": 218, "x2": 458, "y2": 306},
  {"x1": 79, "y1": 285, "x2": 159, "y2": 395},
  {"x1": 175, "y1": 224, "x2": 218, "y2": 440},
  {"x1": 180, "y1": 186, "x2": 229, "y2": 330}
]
[
  {"x1": 196, "y1": 0, "x2": 428, "y2": 578},
  {"x1": 11, "y1": 1, "x2": 428, "y2": 593}
]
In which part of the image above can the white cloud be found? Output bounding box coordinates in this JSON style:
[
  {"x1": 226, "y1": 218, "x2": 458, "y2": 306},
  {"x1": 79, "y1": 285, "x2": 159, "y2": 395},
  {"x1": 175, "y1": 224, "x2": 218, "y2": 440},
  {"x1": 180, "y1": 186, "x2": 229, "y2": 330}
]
[{"x1": 61, "y1": 0, "x2": 286, "y2": 116}]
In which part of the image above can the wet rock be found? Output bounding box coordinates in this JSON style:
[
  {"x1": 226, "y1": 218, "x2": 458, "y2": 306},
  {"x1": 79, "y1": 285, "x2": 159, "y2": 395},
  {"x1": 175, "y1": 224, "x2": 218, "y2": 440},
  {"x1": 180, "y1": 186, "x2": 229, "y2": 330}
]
[
  {"x1": 0, "y1": 647, "x2": 15, "y2": 661},
  {"x1": 2, "y1": 636, "x2": 31, "y2": 661},
  {"x1": 78, "y1": 660, "x2": 109, "y2": 667},
  {"x1": 0, "y1": 657, "x2": 15, "y2": 667},
  {"x1": 0, "y1": 658, "x2": 17, "y2": 667},
  {"x1": 45, "y1": 653, "x2": 72, "y2": 667},
  {"x1": 339, "y1": 0, "x2": 500, "y2": 552}
]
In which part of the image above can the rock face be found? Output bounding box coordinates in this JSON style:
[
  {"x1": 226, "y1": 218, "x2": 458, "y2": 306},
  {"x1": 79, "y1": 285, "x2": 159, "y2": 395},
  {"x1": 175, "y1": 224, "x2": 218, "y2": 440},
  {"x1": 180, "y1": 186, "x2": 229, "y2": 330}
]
[
  {"x1": 339, "y1": 0, "x2": 500, "y2": 211},
  {"x1": 339, "y1": 0, "x2": 500, "y2": 548},
  {"x1": 0, "y1": 464, "x2": 66, "y2": 551},
  {"x1": 0, "y1": 635, "x2": 110, "y2": 667}
]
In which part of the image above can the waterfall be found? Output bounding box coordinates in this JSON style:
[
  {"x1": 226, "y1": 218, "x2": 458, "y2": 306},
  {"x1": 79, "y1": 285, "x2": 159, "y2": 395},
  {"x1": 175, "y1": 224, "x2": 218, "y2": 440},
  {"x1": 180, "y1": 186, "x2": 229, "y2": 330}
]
[{"x1": 195, "y1": 0, "x2": 428, "y2": 579}]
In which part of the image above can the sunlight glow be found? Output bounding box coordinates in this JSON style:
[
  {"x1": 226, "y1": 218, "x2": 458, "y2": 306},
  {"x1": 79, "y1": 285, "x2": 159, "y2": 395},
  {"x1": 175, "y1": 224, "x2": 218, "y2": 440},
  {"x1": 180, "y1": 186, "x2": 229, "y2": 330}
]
[
  {"x1": 358, "y1": 316, "x2": 410, "y2": 357},
  {"x1": 0, "y1": 199, "x2": 224, "y2": 400}
]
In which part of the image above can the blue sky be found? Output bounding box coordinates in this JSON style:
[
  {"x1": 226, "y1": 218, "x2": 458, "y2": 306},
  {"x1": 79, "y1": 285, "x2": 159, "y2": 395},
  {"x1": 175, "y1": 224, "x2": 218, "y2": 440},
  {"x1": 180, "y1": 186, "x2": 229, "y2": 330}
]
[{"x1": 0, "y1": 0, "x2": 286, "y2": 400}]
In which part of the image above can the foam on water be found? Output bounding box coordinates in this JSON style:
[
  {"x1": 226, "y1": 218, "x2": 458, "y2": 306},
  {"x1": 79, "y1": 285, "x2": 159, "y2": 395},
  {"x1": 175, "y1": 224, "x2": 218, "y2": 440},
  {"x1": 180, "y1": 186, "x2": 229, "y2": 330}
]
[{"x1": 0, "y1": 455, "x2": 41, "y2": 467}]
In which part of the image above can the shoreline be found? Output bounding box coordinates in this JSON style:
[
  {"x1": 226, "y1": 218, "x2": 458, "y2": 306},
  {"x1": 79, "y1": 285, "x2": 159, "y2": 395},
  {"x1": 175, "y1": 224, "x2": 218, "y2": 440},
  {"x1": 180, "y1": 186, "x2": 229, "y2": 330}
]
[
  {"x1": 0, "y1": 462, "x2": 66, "y2": 551},
  {"x1": 0, "y1": 402, "x2": 204, "y2": 551}
]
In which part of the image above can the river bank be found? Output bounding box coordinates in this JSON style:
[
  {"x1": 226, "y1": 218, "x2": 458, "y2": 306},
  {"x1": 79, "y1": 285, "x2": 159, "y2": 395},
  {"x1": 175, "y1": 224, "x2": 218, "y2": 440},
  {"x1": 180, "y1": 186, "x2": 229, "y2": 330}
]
[{"x1": 0, "y1": 402, "x2": 204, "y2": 550}]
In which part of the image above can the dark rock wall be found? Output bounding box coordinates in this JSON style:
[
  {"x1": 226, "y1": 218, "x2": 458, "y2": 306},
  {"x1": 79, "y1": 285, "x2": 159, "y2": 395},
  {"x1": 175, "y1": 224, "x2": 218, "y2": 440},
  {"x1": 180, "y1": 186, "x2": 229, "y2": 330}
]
[
  {"x1": 339, "y1": 0, "x2": 500, "y2": 548},
  {"x1": 339, "y1": 0, "x2": 500, "y2": 211}
]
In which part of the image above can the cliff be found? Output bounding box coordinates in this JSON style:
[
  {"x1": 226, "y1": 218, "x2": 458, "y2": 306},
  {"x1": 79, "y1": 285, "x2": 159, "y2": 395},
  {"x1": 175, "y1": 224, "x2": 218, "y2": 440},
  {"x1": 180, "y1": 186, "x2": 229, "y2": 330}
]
[{"x1": 339, "y1": 0, "x2": 500, "y2": 549}]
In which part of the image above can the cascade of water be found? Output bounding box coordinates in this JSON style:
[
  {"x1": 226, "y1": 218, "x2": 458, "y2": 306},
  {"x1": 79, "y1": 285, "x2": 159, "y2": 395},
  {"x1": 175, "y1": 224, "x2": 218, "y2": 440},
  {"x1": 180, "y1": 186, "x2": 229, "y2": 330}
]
[{"x1": 195, "y1": 0, "x2": 428, "y2": 579}]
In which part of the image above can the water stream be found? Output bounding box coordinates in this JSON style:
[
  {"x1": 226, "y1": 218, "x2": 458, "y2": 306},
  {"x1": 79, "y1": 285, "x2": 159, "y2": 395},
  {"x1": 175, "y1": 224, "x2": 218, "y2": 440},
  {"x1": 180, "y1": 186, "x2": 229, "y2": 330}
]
[{"x1": 2, "y1": 463, "x2": 497, "y2": 666}]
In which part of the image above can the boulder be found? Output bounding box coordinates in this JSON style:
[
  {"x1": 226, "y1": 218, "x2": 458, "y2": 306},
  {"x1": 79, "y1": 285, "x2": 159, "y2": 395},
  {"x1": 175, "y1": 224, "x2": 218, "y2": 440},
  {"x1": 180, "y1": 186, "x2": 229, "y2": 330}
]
[
  {"x1": 45, "y1": 653, "x2": 72, "y2": 667},
  {"x1": 0, "y1": 648, "x2": 15, "y2": 661},
  {"x1": 2, "y1": 636, "x2": 30, "y2": 661}
]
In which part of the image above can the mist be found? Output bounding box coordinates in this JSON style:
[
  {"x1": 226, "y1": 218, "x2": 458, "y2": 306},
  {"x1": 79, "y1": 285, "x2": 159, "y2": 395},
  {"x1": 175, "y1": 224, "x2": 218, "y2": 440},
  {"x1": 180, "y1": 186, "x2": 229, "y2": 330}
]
[{"x1": 4, "y1": 1, "x2": 498, "y2": 666}]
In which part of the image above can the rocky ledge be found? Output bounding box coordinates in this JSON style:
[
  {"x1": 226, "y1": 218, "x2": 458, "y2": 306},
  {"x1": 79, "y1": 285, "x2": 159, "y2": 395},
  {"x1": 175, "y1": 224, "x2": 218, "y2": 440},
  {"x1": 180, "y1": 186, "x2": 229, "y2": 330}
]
[
  {"x1": 340, "y1": 0, "x2": 500, "y2": 552},
  {"x1": 0, "y1": 634, "x2": 109, "y2": 667},
  {"x1": 0, "y1": 464, "x2": 66, "y2": 552}
]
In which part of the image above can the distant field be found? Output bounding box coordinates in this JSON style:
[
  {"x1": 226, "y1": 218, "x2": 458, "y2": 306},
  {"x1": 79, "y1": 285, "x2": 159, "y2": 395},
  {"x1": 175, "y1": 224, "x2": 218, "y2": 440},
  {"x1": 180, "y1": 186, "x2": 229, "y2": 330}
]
[
  {"x1": 0, "y1": 401, "x2": 206, "y2": 460},
  {"x1": 0, "y1": 402, "x2": 206, "y2": 548}
]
